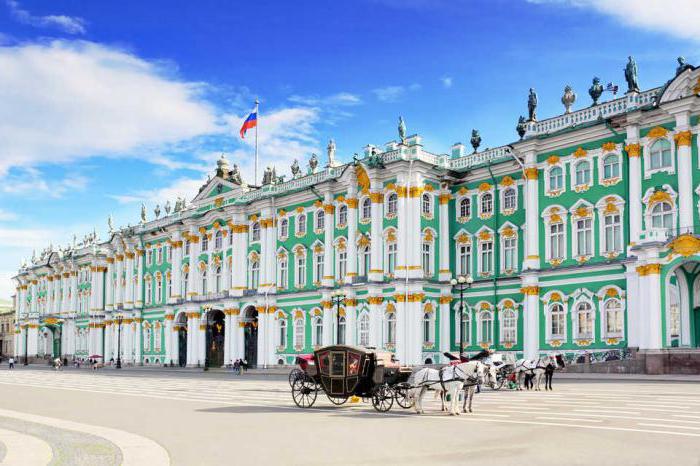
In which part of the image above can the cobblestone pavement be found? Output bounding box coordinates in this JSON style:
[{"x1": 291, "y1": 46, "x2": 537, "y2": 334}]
[{"x1": 1, "y1": 368, "x2": 699, "y2": 465}]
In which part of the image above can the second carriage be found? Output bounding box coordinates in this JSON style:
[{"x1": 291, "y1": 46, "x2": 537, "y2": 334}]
[{"x1": 290, "y1": 345, "x2": 414, "y2": 412}]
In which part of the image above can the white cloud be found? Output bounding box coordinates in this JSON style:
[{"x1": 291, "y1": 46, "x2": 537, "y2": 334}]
[
  {"x1": 0, "y1": 40, "x2": 220, "y2": 176},
  {"x1": 372, "y1": 83, "x2": 421, "y2": 102},
  {"x1": 0, "y1": 167, "x2": 88, "y2": 198},
  {"x1": 527, "y1": 0, "x2": 700, "y2": 42},
  {"x1": 441, "y1": 76, "x2": 453, "y2": 88},
  {"x1": 0, "y1": 209, "x2": 17, "y2": 222},
  {"x1": 288, "y1": 92, "x2": 362, "y2": 106},
  {"x1": 110, "y1": 176, "x2": 207, "y2": 206},
  {"x1": 6, "y1": 0, "x2": 86, "y2": 35}
]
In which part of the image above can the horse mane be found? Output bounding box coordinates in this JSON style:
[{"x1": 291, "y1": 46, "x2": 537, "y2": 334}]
[{"x1": 469, "y1": 349, "x2": 490, "y2": 361}]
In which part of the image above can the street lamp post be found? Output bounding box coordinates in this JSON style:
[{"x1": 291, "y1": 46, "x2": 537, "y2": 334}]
[
  {"x1": 115, "y1": 315, "x2": 123, "y2": 369},
  {"x1": 330, "y1": 289, "x2": 346, "y2": 344},
  {"x1": 24, "y1": 324, "x2": 28, "y2": 366},
  {"x1": 450, "y1": 275, "x2": 474, "y2": 359}
]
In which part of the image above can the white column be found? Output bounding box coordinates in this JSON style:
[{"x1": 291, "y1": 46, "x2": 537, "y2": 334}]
[
  {"x1": 369, "y1": 179, "x2": 384, "y2": 282},
  {"x1": 322, "y1": 194, "x2": 335, "y2": 287},
  {"x1": 164, "y1": 313, "x2": 173, "y2": 365},
  {"x1": 105, "y1": 260, "x2": 115, "y2": 311},
  {"x1": 345, "y1": 300, "x2": 357, "y2": 345},
  {"x1": 198, "y1": 316, "x2": 206, "y2": 366},
  {"x1": 345, "y1": 193, "x2": 359, "y2": 284},
  {"x1": 170, "y1": 235, "x2": 183, "y2": 302},
  {"x1": 521, "y1": 277, "x2": 540, "y2": 360},
  {"x1": 523, "y1": 152, "x2": 540, "y2": 270},
  {"x1": 322, "y1": 294, "x2": 333, "y2": 346},
  {"x1": 674, "y1": 118, "x2": 693, "y2": 233},
  {"x1": 125, "y1": 251, "x2": 135, "y2": 309},
  {"x1": 70, "y1": 273, "x2": 78, "y2": 313},
  {"x1": 438, "y1": 296, "x2": 451, "y2": 361},
  {"x1": 395, "y1": 183, "x2": 409, "y2": 280},
  {"x1": 115, "y1": 254, "x2": 124, "y2": 307},
  {"x1": 134, "y1": 315, "x2": 142, "y2": 365},
  {"x1": 368, "y1": 297, "x2": 383, "y2": 349},
  {"x1": 638, "y1": 263, "x2": 663, "y2": 349},
  {"x1": 136, "y1": 250, "x2": 144, "y2": 308},
  {"x1": 438, "y1": 192, "x2": 451, "y2": 281},
  {"x1": 223, "y1": 310, "x2": 231, "y2": 365},
  {"x1": 625, "y1": 125, "x2": 643, "y2": 242},
  {"x1": 27, "y1": 324, "x2": 38, "y2": 359},
  {"x1": 624, "y1": 264, "x2": 640, "y2": 348},
  {"x1": 186, "y1": 312, "x2": 196, "y2": 366},
  {"x1": 189, "y1": 232, "x2": 202, "y2": 299},
  {"x1": 30, "y1": 282, "x2": 37, "y2": 314}
]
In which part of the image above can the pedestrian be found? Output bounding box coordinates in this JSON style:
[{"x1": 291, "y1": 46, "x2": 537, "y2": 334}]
[
  {"x1": 544, "y1": 363, "x2": 555, "y2": 391},
  {"x1": 8, "y1": 357, "x2": 14, "y2": 369},
  {"x1": 233, "y1": 359, "x2": 241, "y2": 375}
]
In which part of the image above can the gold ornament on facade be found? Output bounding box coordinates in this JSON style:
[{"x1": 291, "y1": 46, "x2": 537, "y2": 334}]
[
  {"x1": 358, "y1": 235, "x2": 370, "y2": 247},
  {"x1": 674, "y1": 130, "x2": 692, "y2": 147},
  {"x1": 457, "y1": 186, "x2": 469, "y2": 196},
  {"x1": 624, "y1": 143, "x2": 641, "y2": 158},
  {"x1": 601, "y1": 142, "x2": 617, "y2": 152},
  {"x1": 250, "y1": 214, "x2": 259, "y2": 221},
  {"x1": 602, "y1": 177, "x2": 621, "y2": 187},
  {"x1": 520, "y1": 286, "x2": 539, "y2": 296},
  {"x1": 438, "y1": 193, "x2": 451, "y2": 204},
  {"x1": 323, "y1": 204, "x2": 335, "y2": 214},
  {"x1": 501, "y1": 226, "x2": 516, "y2": 238},
  {"x1": 478, "y1": 182, "x2": 491, "y2": 192},
  {"x1": 369, "y1": 192, "x2": 384, "y2": 203},
  {"x1": 478, "y1": 230, "x2": 492, "y2": 241},
  {"x1": 500, "y1": 176, "x2": 515, "y2": 187},
  {"x1": 549, "y1": 339, "x2": 562, "y2": 347},
  {"x1": 603, "y1": 202, "x2": 619, "y2": 215},
  {"x1": 424, "y1": 302, "x2": 434, "y2": 313},
  {"x1": 605, "y1": 288, "x2": 619, "y2": 298},
  {"x1": 546, "y1": 155, "x2": 560, "y2": 165},
  {"x1": 423, "y1": 230, "x2": 434, "y2": 242},
  {"x1": 647, "y1": 126, "x2": 668, "y2": 139},
  {"x1": 550, "y1": 213, "x2": 562, "y2": 224},
  {"x1": 293, "y1": 246, "x2": 305, "y2": 257},
  {"x1": 606, "y1": 337, "x2": 620, "y2": 345},
  {"x1": 480, "y1": 302, "x2": 490, "y2": 310},
  {"x1": 385, "y1": 229, "x2": 397, "y2": 243},
  {"x1": 423, "y1": 184, "x2": 435, "y2": 192},
  {"x1": 524, "y1": 167, "x2": 538, "y2": 180},
  {"x1": 367, "y1": 296, "x2": 384, "y2": 305},
  {"x1": 438, "y1": 296, "x2": 452, "y2": 304},
  {"x1": 503, "y1": 299, "x2": 514, "y2": 309},
  {"x1": 456, "y1": 233, "x2": 471, "y2": 244},
  {"x1": 573, "y1": 147, "x2": 587, "y2": 158},
  {"x1": 345, "y1": 197, "x2": 359, "y2": 208},
  {"x1": 576, "y1": 339, "x2": 592, "y2": 347},
  {"x1": 574, "y1": 206, "x2": 591, "y2": 218},
  {"x1": 668, "y1": 234, "x2": 700, "y2": 257},
  {"x1": 648, "y1": 190, "x2": 672, "y2": 207}
]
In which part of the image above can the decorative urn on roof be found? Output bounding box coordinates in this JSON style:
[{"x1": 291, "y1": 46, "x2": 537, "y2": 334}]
[
  {"x1": 470, "y1": 129, "x2": 481, "y2": 153},
  {"x1": 516, "y1": 116, "x2": 526, "y2": 140},
  {"x1": 561, "y1": 85, "x2": 576, "y2": 114},
  {"x1": 588, "y1": 77, "x2": 603, "y2": 106}
]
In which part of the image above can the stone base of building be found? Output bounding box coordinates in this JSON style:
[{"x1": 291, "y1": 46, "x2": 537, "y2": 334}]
[{"x1": 563, "y1": 348, "x2": 700, "y2": 375}]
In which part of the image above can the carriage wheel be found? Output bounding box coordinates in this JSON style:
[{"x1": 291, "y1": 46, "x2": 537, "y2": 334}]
[
  {"x1": 291, "y1": 376, "x2": 317, "y2": 408},
  {"x1": 327, "y1": 395, "x2": 349, "y2": 405},
  {"x1": 491, "y1": 374, "x2": 507, "y2": 391},
  {"x1": 372, "y1": 384, "x2": 394, "y2": 413},
  {"x1": 394, "y1": 385, "x2": 413, "y2": 409},
  {"x1": 288, "y1": 368, "x2": 303, "y2": 388}
]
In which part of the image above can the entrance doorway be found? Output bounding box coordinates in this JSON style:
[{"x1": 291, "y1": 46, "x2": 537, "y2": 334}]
[
  {"x1": 206, "y1": 310, "x2": 226, "y2": 367},
  {"x1": 176, "y1": 313, "x2": 187, "y2": 367},
  {"x1": 694, "y1": 307, "x2": 700, "y2": 348},
  {"x1": 243, "y1": 306, "x2": 258, "y2": 368}
]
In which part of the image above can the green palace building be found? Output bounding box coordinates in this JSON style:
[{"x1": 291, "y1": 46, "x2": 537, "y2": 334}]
[{"x1": 12, "y1": 57, "x2": 700, "y2": 372}]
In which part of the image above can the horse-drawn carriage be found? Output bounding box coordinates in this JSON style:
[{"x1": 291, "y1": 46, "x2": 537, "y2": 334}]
[{"x1": 290, "y1": 345, "x2": 414, "y2": 412}]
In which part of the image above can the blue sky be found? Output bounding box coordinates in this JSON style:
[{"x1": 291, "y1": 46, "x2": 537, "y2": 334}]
[{"x1": 1, "y1": 0, "x2": 699, "y2": 299}]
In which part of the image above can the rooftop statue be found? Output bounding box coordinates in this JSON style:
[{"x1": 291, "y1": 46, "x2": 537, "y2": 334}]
[
  {"x1": 107, "y1": 214, "x2": 114, "y2": 232},
  {"x1": 164, "y1": 200, "x2": 172, "y2": 215},
  {"x1": 516, "y1": 116, "x2": 526, "y2": 140},
  {"x1": 216, "y1": 154, "x2": 230, "y2": 178},
  {"x1": 588, "y1": 77, "x2": 603, "y2": 106},
  {"x1": 230, "y1": 163, "x2": 243, "y2": 185},
  {"x1": 561, "y1": 85, "x2": 576, "y2": 114},
  {"x1": 154, "y1": 204, "x2": 161, "y2": 219},
  {"x1": 327, "y1": 139, "x2": 338, "y2": 167},
  {"x1": 309, "y1": 153, "x2": 319, "y2": 173},
  {"x1": 527, "y1": 88, "x2": 538, "y2": 121},
  {"x1": 398, "y1": 116, "x2": 406, "y2": 143},
  {"x1": 140, "y1": 204, "x2": 146, "y2": 223},
  {"x1": 291, "y1": 159, "x2": 301, "y2": 178},
  {"x1": 470, "y1": 129, "x2": 481, "y2": 153},
  {"x1": 262, "y1": 166, "x2": 273, "y2": 185},
  {"x1": 676, "y1": 56, "x2": 693, "y2": 76},
  {"x1": 624, "y1": 56, "x2": 640, "y2": 93},
  {"x1": 366, "y1": 148, "x2": 385, "y2": 169}
]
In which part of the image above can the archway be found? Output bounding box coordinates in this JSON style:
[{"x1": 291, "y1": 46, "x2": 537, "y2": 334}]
[
  {"x1": 176, "y1": 313, "x2": 187, "y2": 367},
  {"x1": 206, "y1": 309, "x2": 226, "y2": 367},
  {"x1": 242, "y1": 306, "x2": 258, "y2": 367},
  {"x1": 665, "y1": 260, "x2": 700, "y2": 348}
]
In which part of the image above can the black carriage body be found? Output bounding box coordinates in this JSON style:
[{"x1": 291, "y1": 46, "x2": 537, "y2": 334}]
[{"x1": 309, "y1": 345, "x2": 411, "y2": 398}]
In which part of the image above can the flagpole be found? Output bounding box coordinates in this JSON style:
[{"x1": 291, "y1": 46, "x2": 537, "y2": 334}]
[{"x1": 254, "y1": 99, "x2": 259, "y2": 186}]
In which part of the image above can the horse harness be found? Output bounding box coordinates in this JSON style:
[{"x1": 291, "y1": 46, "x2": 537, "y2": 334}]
[
  {"x1": 517, "y1": 358, "x2": 548, "y2": 375},
  {"x1": 437, "y1": 364, "x2": 479, "y2": 392}
]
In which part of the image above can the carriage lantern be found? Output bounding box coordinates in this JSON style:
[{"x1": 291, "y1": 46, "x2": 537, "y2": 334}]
[
  {"x1": 330, "y1": 289, "x2": 346, "y2": 344},
  {"x1": 450, "y1": 275, "x2": 474, "y2": 358}
]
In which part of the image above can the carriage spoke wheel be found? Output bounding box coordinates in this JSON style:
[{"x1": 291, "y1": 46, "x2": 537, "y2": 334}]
[
  {"x1": 288, "y1": 368, "x2": 303, "y2": 388},
  {"x1": 372, "y1": 384, "x2": 394, "y2": 413},
  {"x1": 394, "y1": 385, "x2": 413, "y2": 409},
  {"x1": 327, "y1": 395, "x2": 349, "y2": 405},
  {"x1": 291, "y1": 376, "x2": 318, "y2": 408},
  {"x1": 491, "y1": 374, "x2": 506, "y2": 391}
]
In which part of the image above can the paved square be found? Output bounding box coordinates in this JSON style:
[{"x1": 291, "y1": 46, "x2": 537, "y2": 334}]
[{"x1": 0, "y1": 368, "x2": 699, "y2": 465}]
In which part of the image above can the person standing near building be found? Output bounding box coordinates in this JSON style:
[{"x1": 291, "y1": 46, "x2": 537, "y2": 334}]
[{"x1": 8, "y1": 357, "x2": 14, "y2": 369}]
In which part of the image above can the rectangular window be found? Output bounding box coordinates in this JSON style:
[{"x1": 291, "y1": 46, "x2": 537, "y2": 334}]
[
  {"x1": 604, "y1": 214, "x2": 622, "y2": 253},
  {"x1": 278, "y1": 260, "x2": 287, "y2": 289},
  {"x1": 480, "y1": 241, "x2": 493, "y2": 274},
  {"x1": 550, "y1": 223, "x2": 565, "y2": 259},
  {"x1": 576, "y1": 218, "x2": 592, "y2": 256},
  {"x1": 338, "y1": 251, "x2": 347, "y2": 280},
  {"x1": 458, "y1": 244, "x2": 471, "y2": 276},
  {"x1": 315, "y1": 254, "x2": 324, "y2": 283},
  {"x1": 296, "y1": 256, "x2": 306, "y2": 287},
  {"x1": 422, "y1": 243, "x2": 432, "y2": 276},
  {"x1": 503, "y1": 237, "x2": 516, "y2": 271},
  {"x1": 387, "y1": 243, "x2": 397, "y2": 274}
]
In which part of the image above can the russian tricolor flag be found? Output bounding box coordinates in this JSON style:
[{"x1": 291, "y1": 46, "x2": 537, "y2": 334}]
[{"x1": 239, "y1": 107, "x2": 258, "y2": 139}]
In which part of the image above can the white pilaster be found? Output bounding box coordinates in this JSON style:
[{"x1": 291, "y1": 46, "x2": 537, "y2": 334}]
[
  {"x1": 345, "y1": 185, "x2": 359, "y2": 284},
  {"x1": 626, "y1": 124, "x2": 643, "y2": 242},
  {"x1": 322, "y1": 193, "x2": 335, "y2": 287},
  {"x1": 369, "y1": 177, "x2": 384, "y2": 282},
  {"x1": 438, "y1": 192, "x2": 451, "y2": 281},
  {"x1": 521, "y1": 274, "x2": 540, "y2": 360},
  {"x1": 523, "y1": 151, "x2": 540, "y2": 270}
]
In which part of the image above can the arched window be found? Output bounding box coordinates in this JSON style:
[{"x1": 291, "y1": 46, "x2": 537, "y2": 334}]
[
  {"x1": 278, "y1": 256, "x2": 288, "y2": 289},
  {"x1": 423, "y1": 312, "x2": 433, "y2": 343},
  {"x1": 386, "y1": 193, "x2": 398, "y2": 216},
  {"x1": 455, "y1": 309, "x2": 470, "y2": 347},
  {"x1": 481, "y1": 193, "x2": 493, "y2": 215},
  {"x1": 650, "y1": 202, "x2": 673, "y2": 229},
  {"x1": 294, "y1": 318, "x2": 304, "y2": 348},
  {"x1": 503, "y1": 188, "x2": 516, "y2": 210},
  {"x1": 295, "y1": 252, "x2": 306, "y2": 288},
  {"x1": 338, "y1": 316, "x2": 346, "y2": 345},
  {"x1": 181, "y1": 271, "x2": 188, "y2": 297},
  {"x1": 201, "y1": 234, "x2": 209, "y2": 252},
  {"x1": 603, "y1": 154, "x2": 620, "y2": 179},
  {"x1": 361, "y1": 246, "x2": 371, "y2": 278},
  {"x1": 166, "y1": 273, "x2": 172, "y2": 299},
  {"x1": 279, "y1": 218, "x2": 288, "y2": 238},
  {"x1": 422, "y1": 241, "x2": 432, "y2": 277},
  {"x1": 385, "y1": 312, "x2": 396, "y2": 345},
  {"x1": 361, "y1": 198, "x2": 371, "y2": 220},
  {"x1": 338, "y1": 204, "x2": 348, "y2": 226},
  {"x1": 297, "y1": 214, "x2": 307, "y2": 235},
  {"x1": 251, "y1": 222, "x2": 261, "y2": 241},
  {"x1": 359, "y1": 314, "x2": 370, "y2": 346},
  {"x1": 249, "y1": 259, "x2": 259, "y2": 289},
  {"x1": 278, "y1": 318, "x2": 287, "y2": 347},
  {"x1": 479, "y1": 311, "x2": 493, "y2": 344},
  {"x1": 575, "y1": 161, "x2": 591, "y2": 186},
  {"x1": 501, "y1": 309, "x2": 517, "y2": 343},
  {"x1": 386, "y1": 241, "x2": 397, "y2": 275},
  {"x1": 315, "y1": 210, "x2": 324, "y2": 231},
  {"x1": 576, "y1": 302, "x2": 594, "y2": 339},
  {"x1": 550, "y1": 303, "x2": 565, "y2": 338},
  {"x1": 649, "y1": 139, "x2": 672, "y2": 170},
  {"x1": 145, "y1": 277, "x2": 152, "y2": 305},
  {"x1": 605, "y1": 299, "x2": 623, "y2": 336},
  {"x1": 215, "y1": 230, "x2": 223, "y2": 250},
  {"x1": 459, "y1": 198, "x2": 471, "y2": 218},
  {"x1": 312, "y1": 316, "x2": 323, "y2": 346},
  {"x1": 201, "y1": 268, "x2": 207, "y2": 294},
  {"x1": 421, "y1": 193, "x2": 432, "y2": 216},
  {"x1": 215, "y1": 265, "x2": 222, "y2": 293},
  {"x1": 185, "y1": 240, "x2": 191, "y2": 256}
]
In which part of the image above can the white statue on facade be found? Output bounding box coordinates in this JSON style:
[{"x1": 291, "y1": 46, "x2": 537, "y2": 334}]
[{"x1": 327, "y1": 139, "x2": 338, "y2": 167}]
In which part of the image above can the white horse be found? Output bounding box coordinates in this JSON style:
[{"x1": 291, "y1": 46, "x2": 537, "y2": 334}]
[
  {"x1": 513, "y1": 355, "x2": 560, "y2": 391},
  {"x1": 411, "y1": 361, "x2": 484, "y2": 415},
  {"x1": 53, "y1": 358, "x2": 62, "y2": 371}
]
